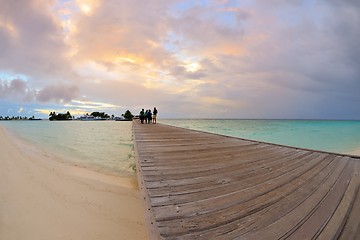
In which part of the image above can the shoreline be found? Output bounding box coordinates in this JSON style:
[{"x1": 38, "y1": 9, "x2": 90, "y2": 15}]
[
  {"x1": 350, "y1": 148, "x2": 360, "y2": 157},
  {"x1": 0, "y1": 126, "x2": 147, "y2": 240},
  {"x1": 0, "y1": 121, "x2": 135, "y2": 177}
]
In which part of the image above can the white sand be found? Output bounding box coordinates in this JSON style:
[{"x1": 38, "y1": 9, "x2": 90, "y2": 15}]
[
  {"x1": 351, "y1": 148, "x2": 360, "y2": 157},
  {"x1": 0, "y1": 126, "x2": 147, "y2": 240}
]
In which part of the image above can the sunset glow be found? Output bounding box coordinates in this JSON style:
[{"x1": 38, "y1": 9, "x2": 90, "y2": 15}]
[{"x1": 0, "y1": 0, "x2": 359, "y2": 119}]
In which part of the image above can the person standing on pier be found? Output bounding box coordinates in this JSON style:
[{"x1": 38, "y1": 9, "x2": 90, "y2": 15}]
[
  {"x1": 146, "y1": 109, "x2": 152, "y2": 124},
  {"x1": 139, "y1": 109, "x2": 145, "y2": 124},
  {"x1": 144, "y1": 110, "x2": 148, "y2": 123},
  {"x1": 153, "y1": 107, "x2": 158, "y2": 124}
]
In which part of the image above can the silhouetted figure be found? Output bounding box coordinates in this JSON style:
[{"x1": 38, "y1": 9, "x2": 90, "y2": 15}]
[
  {"x1": 153, "y1": 107, "x2": 158, "y2": 124},
  {"x1": 145, "y1": 110, "x2": 149, "y2": 123},
  {"x1": 146, "y1": 109, "x2": 152, "y2": 124},
  {"x1": 139, "y1": 109, "x2": 145, "y2": 124}
]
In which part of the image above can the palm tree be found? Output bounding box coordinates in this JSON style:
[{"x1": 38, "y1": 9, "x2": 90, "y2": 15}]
[
  {"x1": 49, "y1": 112, "x2": 56, "y2": 121},
  {"x1": 122, "y1": 110, "x2": 134, "y2": 120},
  {"x1": 66, "y1": 111, "x2": 72, "y2": 120}
]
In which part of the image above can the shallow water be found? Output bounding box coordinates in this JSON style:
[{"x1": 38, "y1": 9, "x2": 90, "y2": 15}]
[{"x1": 1, "y1": 120, "x2": 134, "y2": 175}]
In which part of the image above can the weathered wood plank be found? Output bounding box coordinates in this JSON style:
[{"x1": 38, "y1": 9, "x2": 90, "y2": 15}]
[
  {"x1": 147, "y1": 151, "x2": 308, "y2": 197},
  {"x1": 154, "y1": 154, "x2": 336, "y2": 235},
  {"x1": 178, "y1": 155, "x2": 341, "y2": 240},
  {"x1": 239, "y1": 157, "x2": 351, "y2": 240},
  {"x1": 150, "y1": 153, "x2": 326, "y2": 207},
  {"x1": 133, "y1": 122, "x2": 360, "y2": 240}
]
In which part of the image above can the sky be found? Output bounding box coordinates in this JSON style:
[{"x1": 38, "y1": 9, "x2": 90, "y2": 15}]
[{"x1": 0, "y1": 0, "x2": 359, "y2": 119}]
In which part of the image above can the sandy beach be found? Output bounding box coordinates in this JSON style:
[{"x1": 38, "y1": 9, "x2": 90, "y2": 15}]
[
  {"x1": 0, "y1": 126, "x2": 147, "y2": 240},
  {"x1": 351, "y1": 148, "x2": 360, "y2": 157}
]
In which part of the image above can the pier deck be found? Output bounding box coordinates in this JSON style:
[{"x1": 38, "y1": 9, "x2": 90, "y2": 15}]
[{"x1": 133, "y1": 122, "x2": 360, "y2": 239}]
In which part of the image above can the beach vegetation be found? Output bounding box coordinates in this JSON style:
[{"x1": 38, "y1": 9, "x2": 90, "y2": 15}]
[
  {"x1": 128, "y1": 152, "x2": 135, "y2": 159},
  {"x1": 0, "y1": 116, "x2": 41, "y2": 120},
  {"x1": 90, "y1": 112, "x2": 110, "y2": 119},
  {"x1": 49, "y1": 111, "x2": 73, "y2": 121},
  {"x1": 122, "y1": 110, "x2": 134, "y2": 121},
  {"x1": 129, "y1": 162, "x2": 137, "y2": 172}
]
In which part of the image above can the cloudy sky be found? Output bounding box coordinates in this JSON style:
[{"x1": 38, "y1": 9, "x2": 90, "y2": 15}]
[{"x1": 0, "y1": 0, "x2": 359, "y2": 119}]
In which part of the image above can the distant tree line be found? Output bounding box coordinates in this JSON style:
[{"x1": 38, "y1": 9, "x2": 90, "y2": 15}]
[
  {"x1": 90, "y1": 112, "x2": 110, "y2": 119},
  {"x1": 1, "y1": 110, "x2": 135, "y2": 121},
  {"x1": 48, "y1": 110, "x2": 134, "y2": 121},
  {"x1": 49, "y1": 111, "x2": 73, "y2": 121},
  {"x1": 0, "y1": 116, "x2": 39, "y2": 121}
]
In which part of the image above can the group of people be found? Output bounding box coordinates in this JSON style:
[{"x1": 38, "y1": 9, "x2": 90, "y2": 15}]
[{"x1": 139, "y1": 107, "x2": 158, "y2": 124}]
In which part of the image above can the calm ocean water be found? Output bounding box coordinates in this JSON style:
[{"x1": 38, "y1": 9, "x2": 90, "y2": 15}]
[
  {"x1": 1, "y1": 119, "x2": 359, "y2": 175},
  {"x1": 1, "y1": 121, "x2": 134, "y2": 175},
  {"x1": 160, "y1": 119, "x2": 360, "y2": 155}
]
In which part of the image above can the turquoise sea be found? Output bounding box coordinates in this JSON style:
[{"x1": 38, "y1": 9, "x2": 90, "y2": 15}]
[
  {"x1": 1, "y1": 119, "x2": 360, "y2": 175},
  {"x1": 160, "y1": 119, "x2": 360, "y2": 155}
]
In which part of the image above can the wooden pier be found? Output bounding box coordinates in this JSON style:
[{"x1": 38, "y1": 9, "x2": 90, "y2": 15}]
[{"x1": 133, "y1": 122, "x2": 360, "y2": 239}]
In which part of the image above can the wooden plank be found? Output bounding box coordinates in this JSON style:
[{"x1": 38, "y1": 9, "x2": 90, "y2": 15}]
[
  {"x1": 179, "y1": 155, "x2": 341, "y2": 239},
  {"x1": 172, "y1": 155, "x2": 338, "y2": 239},
  {"x1": 133, "y1": 121, "x2": 360, "y2": 239},
  {"x1": 139, "y1": 144, "x2": 275, "y2": 168},
  {"x1": 317, "y1": 163, "x2": 360, "y2": 239},
  {"x1": 150, "y1": 152, "x2": 326, "y2": 208},
  {"x1": 137, "y1": 142, "x2": 262, "y2": 165},
  {"x1": 338, "y1": 160, "x2": 360, "y2": 239},
  {"x1": 282, "y1": 158, "x2": 354, "y2": 239},
  {"x1": 242, "y1": 157, "x2": 351, "y2": 240},
  {"x1": 144, "y1": 147, "x2": 306, "y2": 182},
  {"x1": 147, "y1": 150, "x2": 308, "y2": 197},
  {"x1": 142, "y1": 148, "x2": 302, "y2": 182},
  {"x1": 154, "y1": 154, "x2": 336, "y2": 236}
]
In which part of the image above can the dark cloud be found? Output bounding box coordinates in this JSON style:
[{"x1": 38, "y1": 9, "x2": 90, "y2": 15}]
[
  {"x1": 0, "y1": 79, "x2": 79, "y2": 104},
  {"x1": 0, "y1": 79, "x2": 34, "y2": 100},
  {"x1": 36, "y1": 84, "x2": 79, "y2": 103}
]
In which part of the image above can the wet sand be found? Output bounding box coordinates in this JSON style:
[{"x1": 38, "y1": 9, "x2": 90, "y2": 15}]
[{"x1": 0, "y1": 126, "x2": 147, "y2": 240}]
